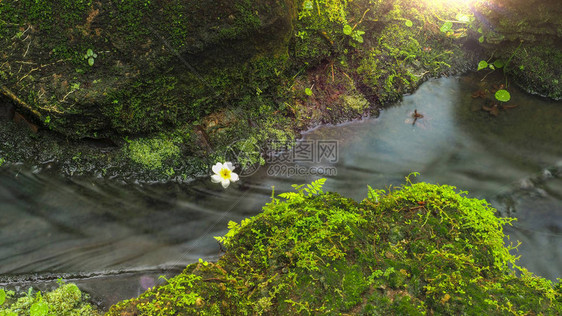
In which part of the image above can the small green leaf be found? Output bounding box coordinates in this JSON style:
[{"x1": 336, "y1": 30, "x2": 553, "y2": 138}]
[
  {"x1": 30, "y1": 301, "x2": 49, "y2": 316},
  {"x1": 478, "y1": 35, "x2": 484, "y2": 43},
  {"x1": 87, "y1": 48, "x2": 93, "y2": 57},
  {"x1": 227, "y1": 220, "x2": 239, "y2": 230},
  {"x1": 489, "y1": 64, "x2": 495, "y2": 70},
  {"x1": 88, "y1": 57, "x2": 95, "y2": 66},
  {"x1": 305, "y1": 88, "x2": 313, "y2": 96},
  {"x1": 352, "y1": 30, "x2": 365, "y2": 43},
  {"x1": 495, "y1": 89, "x2": 511, "y2": 102},
  {"x1": 455, "y1": 13, "x2": 469, "y2": 23},
  {"x1": 303, "y1": 0, "x2": 313, "y2": 11},
  {"x1": 0, "y1": 288, "x2": 6, "y2": 306},
  {"x1": 405, "y1": 19, "x2": 413, "y2": 27},
  {"x1": 92, "y1": 53, "x2": 98, "y2": 58},
  {"x1": 343, "y1": 24, "x2": 352, "y2": 35},
  {"x1": 493, "y1": 59, "x2": 505, "y2": 68},
  {"x1": 440, "y1": 21, "x2": 453, "y2": 33},
  {"x1": 477, "y1": 60, "x2": 488, "y2": 71},
  {"x1": 477, "y1": 27, "x2": 483, "y2": 33}
]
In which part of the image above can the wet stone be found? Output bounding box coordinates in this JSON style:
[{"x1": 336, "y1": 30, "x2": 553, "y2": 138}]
[{"x1": 0, "y1": 99, "x2": 15, "y2": 121}]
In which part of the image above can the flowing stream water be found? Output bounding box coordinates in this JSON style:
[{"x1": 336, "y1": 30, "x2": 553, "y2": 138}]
[{"x1": 1, "y1": 73, "x2": 561, "y2": 309}]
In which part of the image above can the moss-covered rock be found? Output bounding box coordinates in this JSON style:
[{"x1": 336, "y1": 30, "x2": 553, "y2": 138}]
[
  {"x1": 473, "y1": 0, "x2": 562, "y2": 99},
  {"x1": 107, "y1": 178, "x2": 562, "y2": 315},
  {"x1": 0, "y1": 283, "x2": 100, "y2": 315},
  {"x1": 0, "y1": 0, "x2": 295, "y2": 138},
  {"x1": 0, "y1": 0, "x2": 559, "y2": 181}
]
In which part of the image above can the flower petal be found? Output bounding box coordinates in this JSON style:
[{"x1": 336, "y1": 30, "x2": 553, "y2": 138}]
[
  {"x1": 230, "y1": 172, "x2": 239, "y2": 182},
  {"x1": 211, "y1": 174, "x2": 222, "y2": 183},
  {"x1": 212, "y1": 162, "x2": 223, "y2": 175},
  {"x1": 225, "y1": 162, "x2": 235, "y2": 171},
  {"x1": 221, "y1": 179, "x2": 230, "y2": 189}
]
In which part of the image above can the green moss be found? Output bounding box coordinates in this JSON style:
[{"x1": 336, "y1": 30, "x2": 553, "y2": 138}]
[
  {"x1": 108, "y1": 177, "x2": 562, "y2": 315},
  {"x1": 0, "y1": 283, "x2": 100, "y2": 316},
  {"x1": 126, "y1": 135, "x2": 181, "y2": 170},
  {"x1": 507, "y1": 42, "x2": 562, "y2": 99},
  {"x1": 355, "y1": 12, "x2": 465, "y2": 104},
  {"x1": 0, "y1": 0, "x2": 294, "y2": 139},
  {"x1": 341, "y1": 94, "x2": 369, "y2": 113}
]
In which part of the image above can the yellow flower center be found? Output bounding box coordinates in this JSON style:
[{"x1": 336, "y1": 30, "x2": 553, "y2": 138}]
[{"x1": 220, "y1": 168, "x2": 231, "y2": 179}]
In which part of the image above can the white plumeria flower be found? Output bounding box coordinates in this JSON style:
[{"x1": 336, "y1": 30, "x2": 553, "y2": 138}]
[{"x1": 211, "y1": 162, "x2": 239, "y2": 189}]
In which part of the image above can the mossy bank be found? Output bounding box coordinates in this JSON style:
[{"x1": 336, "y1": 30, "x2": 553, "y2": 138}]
[
  {"x1": 105, "y1": 177, "x2": 562, "y2": 315},
  {"x1": 0, "y1": 0, "x2": 560, "y2": 181},
  {"x1": 0, "y1": 282, "x2": 101, "y2": 315}
]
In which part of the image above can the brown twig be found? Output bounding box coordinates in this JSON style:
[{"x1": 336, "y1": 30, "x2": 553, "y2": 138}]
[
  {"x1": 18, "y1": 58, "x2": 70, "y2": 83},
  {"x1": 0, "y1": 85, "x2": 42, "y2": 118},
  {"x1": 352, "y1": 9, "x2": 371, "y2": 31}
]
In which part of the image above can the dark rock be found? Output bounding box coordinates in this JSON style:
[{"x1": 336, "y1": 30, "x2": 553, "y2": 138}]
[
  {"x1": 0, "y1": 97, "x2": 15, "y2": 120},
  {"x1": 0, "y1": 0, "x2": 295, "y2": 138},
  {"x1": 13, "y1": 111, "x2": 38, "y2": 133}
]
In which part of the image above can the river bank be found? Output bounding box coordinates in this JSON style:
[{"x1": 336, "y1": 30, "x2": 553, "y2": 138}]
[{"x1": 0, "y1": 0, "x2": 506, "y2": 182}]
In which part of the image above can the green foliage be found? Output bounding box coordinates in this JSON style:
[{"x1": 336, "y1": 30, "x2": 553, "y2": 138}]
[
  {"x1": 131, "y1": 274, "x2": 203, "y2": 315},
  {"x1": 304, "y1": 87, "x2": 313, "y2": 96},
  {"x1": 299, "y1": 0, "x2": 348, "y2": 24},
  {"x1": 495, "y1": 89, "x2": 511, "y2": 102},
  {"x1": 351, "y1": 29, "x2": 365, "y2": 43},
  {"x1": 476, "y1": 57, "x2": 512, "y2": 102},
  {"x1": 278, "y1": 178, "x2": 327, "y2": 202},
  {"x1": 477, "y1": 60, "x2": 489, "y2": 71},
  {"x1": 405, "y1": 19, "x2": 413, "y2": 27},
  {"x1": 30, "y1": 300, "x2": 48, "y2": 316},
  {"x1": 343, "y1": 24, "x2": 365, "y2": 43},
  {"x1": 0, "y1": 283, "x2": 99, "y2": 316},
  {"x1": 477, "y1": 59, "x2": 505, "y2": 71},
  {"x1": 83, "y1": 49, "x2": 97, "y2": 67},
  {"x1": 440, "y1": 21, "x2": 453, "y2": 33},
  {"x1": 493, "y1": 59, "x2": 505, "y2": 69},
  {"x1": 0, "y1": 289, "x2": 5, "y2": 306},
  {"x1": 213, "y1": 218, "x2": 252, "y2": 247}
]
